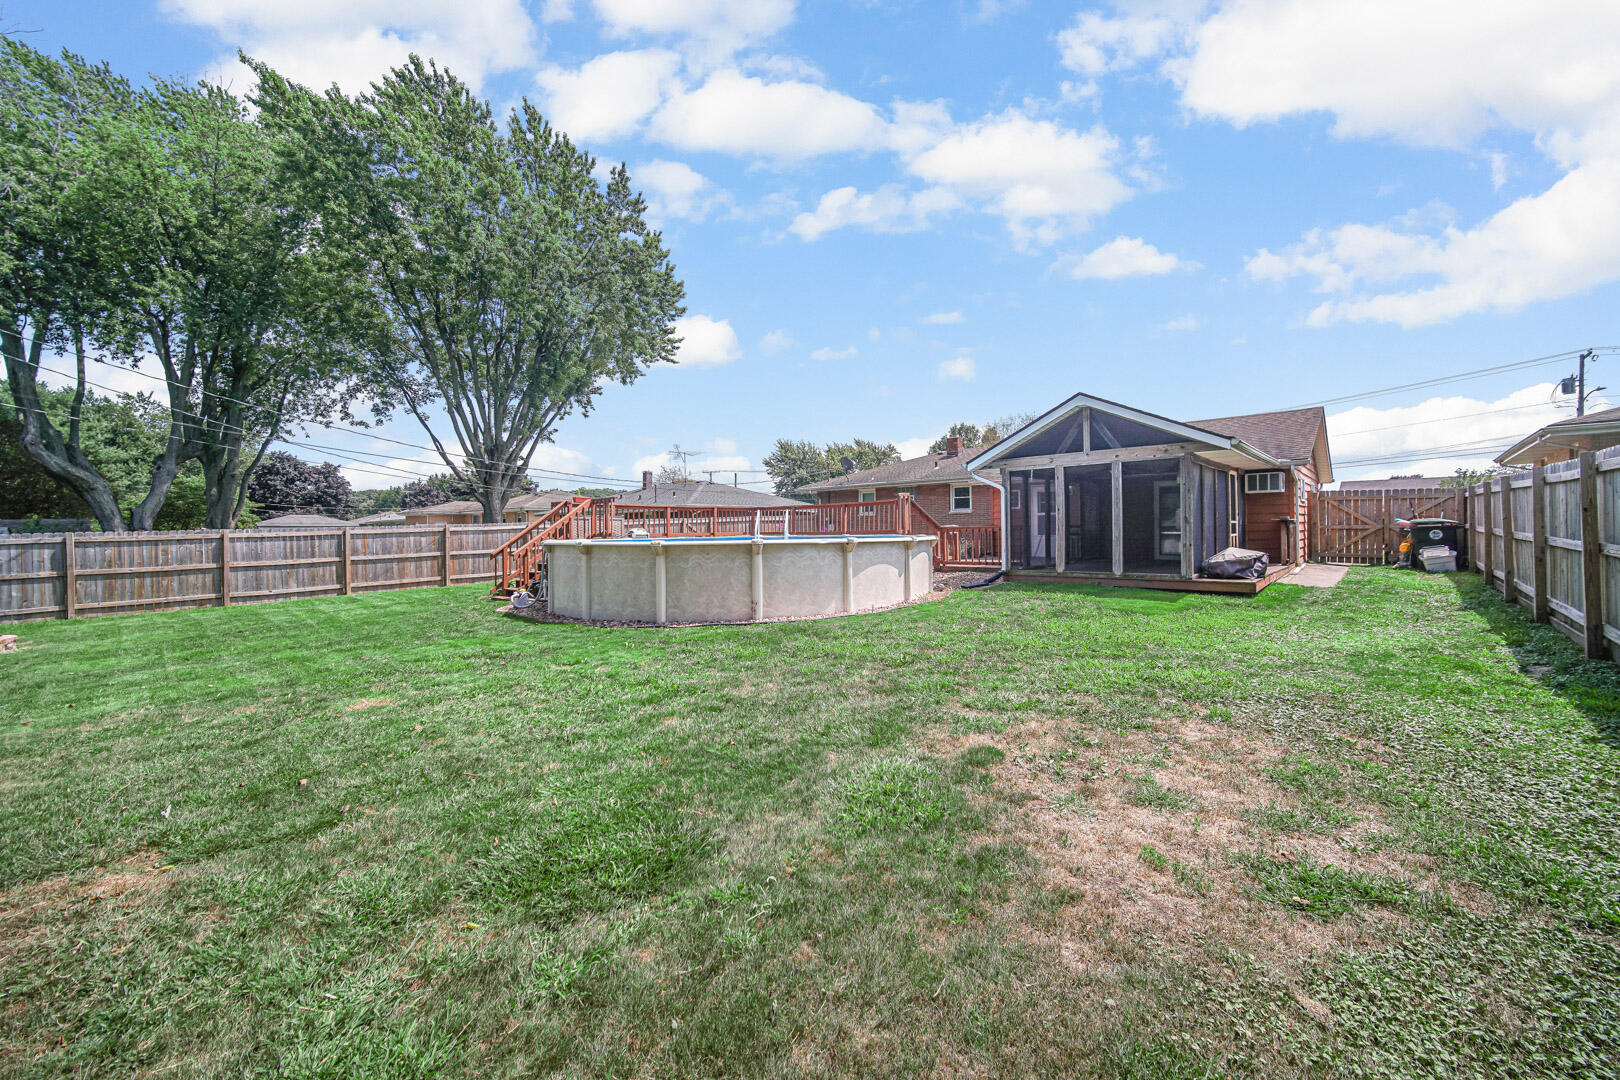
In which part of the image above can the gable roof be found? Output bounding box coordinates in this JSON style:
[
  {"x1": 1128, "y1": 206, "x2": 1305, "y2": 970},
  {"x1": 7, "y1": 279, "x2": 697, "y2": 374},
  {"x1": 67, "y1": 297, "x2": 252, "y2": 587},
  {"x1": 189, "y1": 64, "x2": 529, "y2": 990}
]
[
  {"x1": 966, "y1": 392, "x2": 1285, "y2": 473},
  {"x1": 505, "y1": 490, "x2": 575, "y2": 509},
  {"x1": 1496, "y1": 405, "x2": 1620, "y2": 465},
  {"x1": 403, "y1": 500, "x2": 482, "y2": 516},
  {"x1": 350, "y1": 510, "x2": 405, "y2": 525},
  {"x1": 614, "y1": 482, "x2": 803, "y2": 508},
  {"x1": 1337, "y1": 477, "x2": 1451, "y2": 491},
  {"x1": 800, "y1": 446, "x2": 994, "y2": 492},
  {"x1": 1190, "y1": 407, "x2": 1323, "y2": 464},
  {"x1": 257, "y1": 513, "x2": 347, "y2": 528}
]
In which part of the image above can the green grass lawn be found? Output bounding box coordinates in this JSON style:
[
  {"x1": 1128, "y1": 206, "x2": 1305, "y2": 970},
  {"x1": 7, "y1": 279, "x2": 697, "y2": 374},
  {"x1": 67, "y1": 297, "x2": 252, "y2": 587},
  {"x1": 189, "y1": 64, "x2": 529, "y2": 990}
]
[{"x1": 3, "y1": 569, "x2": 1618, "y2": 1079}]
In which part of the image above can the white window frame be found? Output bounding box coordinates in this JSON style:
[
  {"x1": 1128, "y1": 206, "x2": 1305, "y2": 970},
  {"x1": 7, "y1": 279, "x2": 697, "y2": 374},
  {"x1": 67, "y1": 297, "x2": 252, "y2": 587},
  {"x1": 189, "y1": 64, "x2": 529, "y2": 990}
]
[
  {"x1": 950, "y1": 484, "x2": 973, "y2": 513},
  {"x1": 1244, "y1": 471, "x2": 1285, "y2": 494},
  {"x1": 858, "y1": 488, "x2": 877, "y2": 516}
]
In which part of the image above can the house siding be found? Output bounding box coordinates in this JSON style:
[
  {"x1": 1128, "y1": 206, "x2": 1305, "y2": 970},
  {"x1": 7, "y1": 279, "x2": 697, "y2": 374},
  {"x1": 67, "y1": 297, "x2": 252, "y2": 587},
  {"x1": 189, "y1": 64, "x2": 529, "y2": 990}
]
[
  {"x1": 1241, "y1": 463, "x2": 1315, "y2": 565},
  {"x1": 818, "y1": 481, "x2": 1001, "y2": 529}
]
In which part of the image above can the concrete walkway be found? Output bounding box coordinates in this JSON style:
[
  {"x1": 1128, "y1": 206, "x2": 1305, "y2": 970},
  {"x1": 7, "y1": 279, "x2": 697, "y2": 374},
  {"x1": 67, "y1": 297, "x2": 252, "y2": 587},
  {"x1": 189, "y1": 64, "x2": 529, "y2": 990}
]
[{"x1": 1285, "y1": 563, "x2": 1348, "y2": 588}]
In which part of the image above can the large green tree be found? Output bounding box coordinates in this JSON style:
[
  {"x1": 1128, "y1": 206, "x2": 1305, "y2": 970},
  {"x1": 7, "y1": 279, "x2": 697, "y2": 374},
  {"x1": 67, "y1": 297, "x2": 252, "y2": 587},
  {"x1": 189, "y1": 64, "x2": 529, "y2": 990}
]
[
  {"x1": 256, "y1": 57, "x2": 686, "y2": 523},
  {"x1": 245, "y1": 451, "x2": 353, "y2": 518},
  {"x1": 0, "y1": 40, "x2": 139, "y2": 530},
  {"x1": 763, "y1": 437, "x2": 899, "y2": 498},
  {"x1": 103, "y1": 73, "x2": 381, "y2": 528}
]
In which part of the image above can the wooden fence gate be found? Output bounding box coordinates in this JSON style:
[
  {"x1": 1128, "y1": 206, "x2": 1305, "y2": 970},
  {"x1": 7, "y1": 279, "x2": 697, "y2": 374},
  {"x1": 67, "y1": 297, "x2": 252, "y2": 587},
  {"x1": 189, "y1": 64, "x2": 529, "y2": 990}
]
[{"x1": 1312, "y1": 488, "x2": 1468, "y2": 565}]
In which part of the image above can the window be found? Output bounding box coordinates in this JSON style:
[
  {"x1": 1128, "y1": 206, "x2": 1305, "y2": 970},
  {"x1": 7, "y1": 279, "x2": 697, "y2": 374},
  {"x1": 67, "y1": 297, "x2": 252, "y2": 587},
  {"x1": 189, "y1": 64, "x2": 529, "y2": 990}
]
[
  {"x1": 1244, "y1": 471, "x2": 1285, "y2": 494},
  {"x1": 858, "y1": 488, "x2": 876, "y2": 516},
  {"x1": 951, "y1": 485, "x2": 972, "y2": 513}
]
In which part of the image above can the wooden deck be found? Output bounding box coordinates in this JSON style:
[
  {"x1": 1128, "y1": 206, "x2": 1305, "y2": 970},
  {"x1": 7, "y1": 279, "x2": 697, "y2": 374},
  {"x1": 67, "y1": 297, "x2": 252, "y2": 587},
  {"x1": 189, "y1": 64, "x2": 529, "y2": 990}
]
[{"x1": 1004, "y1": 562, "x2": 1295, "y2": 595}]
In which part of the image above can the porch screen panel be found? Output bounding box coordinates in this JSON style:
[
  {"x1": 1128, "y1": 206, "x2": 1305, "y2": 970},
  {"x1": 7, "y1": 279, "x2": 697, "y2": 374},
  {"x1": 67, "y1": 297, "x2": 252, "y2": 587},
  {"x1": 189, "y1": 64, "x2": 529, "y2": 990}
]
[{"x1": 1008, "y1": 471, "x2": 1029, "y2": 570}]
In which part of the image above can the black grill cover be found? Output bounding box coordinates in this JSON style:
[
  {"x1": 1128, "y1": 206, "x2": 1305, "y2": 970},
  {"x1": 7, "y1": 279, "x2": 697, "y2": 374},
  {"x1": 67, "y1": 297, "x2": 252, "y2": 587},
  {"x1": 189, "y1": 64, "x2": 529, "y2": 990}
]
[{"x1": 1201, "y1": 547, "x2": 1270, "y2": 580}]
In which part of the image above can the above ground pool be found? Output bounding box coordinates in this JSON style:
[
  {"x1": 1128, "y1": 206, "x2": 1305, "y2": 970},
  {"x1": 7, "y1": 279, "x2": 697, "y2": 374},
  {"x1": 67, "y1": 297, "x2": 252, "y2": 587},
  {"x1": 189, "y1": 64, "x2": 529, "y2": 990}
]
[{"x1": 543, "y1": 534, "x2": 936, "y2": 624}]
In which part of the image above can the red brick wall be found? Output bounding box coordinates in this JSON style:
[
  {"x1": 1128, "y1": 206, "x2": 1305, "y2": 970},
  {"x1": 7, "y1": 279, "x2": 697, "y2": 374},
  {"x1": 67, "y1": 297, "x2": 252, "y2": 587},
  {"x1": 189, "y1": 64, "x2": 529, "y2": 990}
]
[{"x1": 818, "y1": 481, "x2": 1001, "y2": 528}]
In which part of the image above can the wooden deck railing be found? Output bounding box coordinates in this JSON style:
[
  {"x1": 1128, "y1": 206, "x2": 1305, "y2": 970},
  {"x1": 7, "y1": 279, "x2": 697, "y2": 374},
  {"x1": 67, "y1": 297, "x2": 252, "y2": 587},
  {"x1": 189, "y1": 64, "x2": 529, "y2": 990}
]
[{"x1": 490, "y1": 495, "x2": 1002, "y2": 592}]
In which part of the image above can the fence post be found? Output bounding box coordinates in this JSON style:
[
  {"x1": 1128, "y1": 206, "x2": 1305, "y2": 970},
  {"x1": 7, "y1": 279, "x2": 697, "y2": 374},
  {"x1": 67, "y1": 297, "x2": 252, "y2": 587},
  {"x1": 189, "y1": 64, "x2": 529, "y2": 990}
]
[
  {"x1": 1500, "y1": 478, "x2": 1516, "y2": 605},
  {"x1": 1481, "y1": 481, "x2": 1495, "y2": 587},
  {"x1": 219, "y1": 530, "x2": 232, "y2": 607},
  {"x1": 1381, "y1": 492, "x2": 1390, "y2": 564},
  {"x1": 62, "y1": 532, "x2": 75, "y2": 620},
  {"x1": 1531, "y1": 465, "x2": 1549, "y2": 623},
  {"x1": 341, "y1": 528, "x2": 353, "y2": 596},
  {"x1": 1579, "y1": 451, "x2": 1606, "y2": 659},
  {"x1": 441, "y1": 524, "x2": 452, "y2": 587}
]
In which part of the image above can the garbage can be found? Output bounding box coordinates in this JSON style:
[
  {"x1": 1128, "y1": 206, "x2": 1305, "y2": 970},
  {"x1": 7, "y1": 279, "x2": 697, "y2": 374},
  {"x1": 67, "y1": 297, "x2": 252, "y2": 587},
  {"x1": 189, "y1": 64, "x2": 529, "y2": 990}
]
[{"x1": 1397, "y1": 518, "x2": 1466, "y2": 571}]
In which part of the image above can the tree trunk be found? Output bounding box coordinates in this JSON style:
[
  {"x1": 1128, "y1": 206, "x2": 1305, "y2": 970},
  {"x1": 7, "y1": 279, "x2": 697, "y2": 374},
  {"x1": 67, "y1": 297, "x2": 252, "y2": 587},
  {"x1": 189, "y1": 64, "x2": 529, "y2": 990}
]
[{"x1": 3, "y1": 322, "x2": 128, "y2": 531}]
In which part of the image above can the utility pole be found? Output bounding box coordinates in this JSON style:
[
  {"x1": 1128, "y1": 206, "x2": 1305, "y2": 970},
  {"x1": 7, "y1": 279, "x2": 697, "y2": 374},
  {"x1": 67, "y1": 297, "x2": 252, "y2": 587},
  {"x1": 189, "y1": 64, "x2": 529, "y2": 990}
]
[{"x1": 1560, "y1": 349, "x2": 1603, "y2": 415}]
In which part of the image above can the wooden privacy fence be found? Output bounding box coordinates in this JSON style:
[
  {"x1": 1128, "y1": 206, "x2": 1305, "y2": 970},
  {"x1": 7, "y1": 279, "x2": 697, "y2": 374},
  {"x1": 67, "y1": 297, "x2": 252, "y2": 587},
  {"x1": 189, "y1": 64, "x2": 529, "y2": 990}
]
[
  {"x1": 0, "y1": 523, "x2": 522, "y2": 622},
  {"x1": 1313, "y1": 487, "x2": 1468, "y2": 564},
  {"x1": 1466, "y1": 448, "x2": 1619, "y2": 660}
]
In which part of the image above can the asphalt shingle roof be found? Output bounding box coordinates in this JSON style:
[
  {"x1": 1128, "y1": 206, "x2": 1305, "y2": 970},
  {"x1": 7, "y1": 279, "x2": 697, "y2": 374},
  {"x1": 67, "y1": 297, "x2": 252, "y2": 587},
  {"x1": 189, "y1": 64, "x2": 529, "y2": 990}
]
[
  {"x1": 800, "y1": 447, "x2": 992, "y2": 492},
  {"x1": 1546, "y1": 405, "x2": 1620, "y2": 427},
  {"x1": 614, "y1": 482, "x2": 803, "y2": 508},
  {"x1": 1189, "y1": 407, "x2": 1327, "y2": 466},
  {"x1": 257, "y1": 513, "x2": 347, "y2": 528}
]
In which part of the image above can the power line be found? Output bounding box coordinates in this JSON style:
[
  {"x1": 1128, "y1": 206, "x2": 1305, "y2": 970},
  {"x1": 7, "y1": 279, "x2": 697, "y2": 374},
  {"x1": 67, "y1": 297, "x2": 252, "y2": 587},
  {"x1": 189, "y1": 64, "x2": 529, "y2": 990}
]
[
  {"x1": 32, "y1": 350, "x2": 640, "y2": 486},
  {"x1": 1297, "y1": 346, "x2": 1620, "y2": 410},
  {"x1": 22, "y1": 361, "x2": 637, "y2": 494}
]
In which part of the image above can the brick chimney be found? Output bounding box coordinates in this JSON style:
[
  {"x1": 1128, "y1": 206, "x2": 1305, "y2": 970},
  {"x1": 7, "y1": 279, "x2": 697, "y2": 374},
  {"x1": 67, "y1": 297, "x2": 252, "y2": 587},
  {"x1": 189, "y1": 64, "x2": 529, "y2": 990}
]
[
  {"x1": 642, "y1": 469, "x2": 653, "y2": 489},
  {"x1": 944, "y1": 435, "x2": 962, "y2": 457}
]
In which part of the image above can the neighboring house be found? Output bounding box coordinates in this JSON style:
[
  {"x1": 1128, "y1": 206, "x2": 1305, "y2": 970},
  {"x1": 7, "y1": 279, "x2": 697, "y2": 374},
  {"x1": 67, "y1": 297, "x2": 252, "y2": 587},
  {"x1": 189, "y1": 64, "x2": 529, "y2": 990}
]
[
  {"x1": 1337, "y1": 477, "x2": 1452, "y2": 491},
  {"x1": 401, "y1": 500, "x2": 483, "y2": 525},
  {"x1": 503, "y1": 490, "x2": 577, "y2": 523},
  {"x1": 257, "y1": 513, "x2": 347, "y2": 529},
  {"x1": 615, "y1": 473, "x2": 804, "y2": 508},
  {"x1": 1496, "y1": 406, "x2": 1620, "y2": 467},
  {"x1": 798, "y1": 436, "x2": 1001, "y2": 532},
  {"x1": 350, "y1": 510, "x2": 406, "y2": 526},
  {"x1": 965, "y1": 393, "x2": 1333, "y2": 589}
]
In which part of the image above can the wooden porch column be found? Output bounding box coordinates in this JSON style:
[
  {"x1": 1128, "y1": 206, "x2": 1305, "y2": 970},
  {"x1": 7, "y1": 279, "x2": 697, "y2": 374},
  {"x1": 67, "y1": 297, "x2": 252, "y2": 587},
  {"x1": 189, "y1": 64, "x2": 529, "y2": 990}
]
[
  {"x1": 1110, "y1": 459, "x2": 1124, "y2": 577},
  {"x1": 1178, "y1": 455, "x2": 1196, "y2": 578},
  {"x1": 999, "y1": 469, "x2": 1012, "y2": 572},
  {"x1": 1053, "y1": 466, "x2": 1067, "y2": 573}
]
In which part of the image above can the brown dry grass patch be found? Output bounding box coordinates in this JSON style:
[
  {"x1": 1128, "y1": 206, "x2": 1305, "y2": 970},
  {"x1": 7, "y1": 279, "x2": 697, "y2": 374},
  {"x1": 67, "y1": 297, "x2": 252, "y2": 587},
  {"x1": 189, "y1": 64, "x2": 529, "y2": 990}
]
[{"x1": 953, "y1": 714, "x2": 1450, "y2": 984}]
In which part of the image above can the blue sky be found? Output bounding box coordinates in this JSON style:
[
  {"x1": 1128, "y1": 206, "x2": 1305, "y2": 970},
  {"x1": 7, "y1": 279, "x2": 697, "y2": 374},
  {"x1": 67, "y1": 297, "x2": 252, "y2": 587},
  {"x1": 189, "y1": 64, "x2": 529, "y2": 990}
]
[{"x1": 17, "y1": 1, "x2": 1620, "y2": 491}]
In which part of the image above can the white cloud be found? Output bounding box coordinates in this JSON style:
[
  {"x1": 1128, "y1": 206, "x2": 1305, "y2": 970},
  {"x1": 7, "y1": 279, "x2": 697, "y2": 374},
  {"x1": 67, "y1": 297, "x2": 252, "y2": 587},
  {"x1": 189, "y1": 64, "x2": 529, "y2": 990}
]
[
  {"x1": 164, "y1": 0, "x2": 538, "y2": 94},
  {"x1": 631, "y1": 159, "x2": 730, "y2": 223},
  {"x1": 534, "y1": 49, "x2": 681, "y2": 143},
  {"x1": 650, "y1": 70, "x2": 891, "y2": 159},
  {"x1": 810, "y1": 345, "x2": 858, "y2": 361},
  {"x1": 1057, "y1": 10, "x2": 1181, "y2": 77},
  {"x1": 1329, "y1": 382, "x2": 1592, "y2": 479},
  {"x1": 920, "y1": 310, "x2": 965, "y2": 324},
  {"x1": 672, "y1": 314, "x2": 742, "y2": 368},
  {"x1": 894, "y1": 435, "x2": 935, "y2": 460},
  {"x1": 788, "y1": 184, "x2": 959, "y2": 241},
  {"x1": 1247, "y1": 163, "x2": 1620, "y2": 327},
  {"x1": 759, "y1": 329, "x2": 795, "y2": 355},
  {"x1": 1156, "y1": 313, "x2": 1200, "y2": 333},
  {"x1": 590, "y1": 0, "x2": 795, "y2": 63},
  {"x1": 1066, "y1": 235, "x2": 1192, "y2": 279},
  {"x1": 1111, "y1": 0, "x2": 1620, "y2": 326},
  {"x1": 905, "y1": 110, "x2": 1131, "y2": 247},
  {"x1": 936, "y1": 354, "x2": 976, "y2": 381}
]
